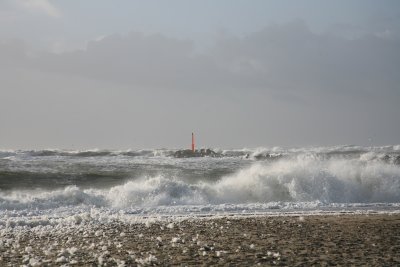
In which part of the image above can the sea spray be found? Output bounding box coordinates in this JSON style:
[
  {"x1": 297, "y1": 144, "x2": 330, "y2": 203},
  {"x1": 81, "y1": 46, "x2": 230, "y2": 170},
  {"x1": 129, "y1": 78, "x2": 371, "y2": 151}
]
[{"x1": 0, "y1": 145, "x2": 399, "y2": 220}]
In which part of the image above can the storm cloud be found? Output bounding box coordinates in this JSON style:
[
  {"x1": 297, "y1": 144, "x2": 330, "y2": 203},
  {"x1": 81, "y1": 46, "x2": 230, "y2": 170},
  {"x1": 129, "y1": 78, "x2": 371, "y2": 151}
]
[{"x1": 1, "y1": 21, "x2": 399, "y2": 148}]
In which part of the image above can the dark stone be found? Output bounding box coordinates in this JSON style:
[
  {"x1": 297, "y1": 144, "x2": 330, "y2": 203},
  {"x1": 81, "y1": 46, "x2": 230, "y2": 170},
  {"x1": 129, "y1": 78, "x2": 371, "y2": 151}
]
[
  {"x1": 381, "y1": 155, "x2": 391, "y2": 163},
  {"x1": 253, "y1": 153, "x2": 283, "y2": 161},
  {"x1": 173, "y1": 149, "x2": 221, "y2": 158},
  {"x1": 394, "y1": 155, "x2": 400, "y2": 165}
]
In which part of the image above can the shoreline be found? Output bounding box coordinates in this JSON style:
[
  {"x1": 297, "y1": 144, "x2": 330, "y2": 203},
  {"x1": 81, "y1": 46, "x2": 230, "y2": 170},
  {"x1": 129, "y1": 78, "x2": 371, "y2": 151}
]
[{"x1": 0, "y1": 213, "x2": 399, "y2": 266}]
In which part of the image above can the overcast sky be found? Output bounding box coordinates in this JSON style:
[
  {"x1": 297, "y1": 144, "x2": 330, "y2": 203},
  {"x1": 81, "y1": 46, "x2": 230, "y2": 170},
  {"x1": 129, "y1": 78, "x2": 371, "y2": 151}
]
[{"x1": 1, "y1": 0, "x2": 399, "y2": 149}]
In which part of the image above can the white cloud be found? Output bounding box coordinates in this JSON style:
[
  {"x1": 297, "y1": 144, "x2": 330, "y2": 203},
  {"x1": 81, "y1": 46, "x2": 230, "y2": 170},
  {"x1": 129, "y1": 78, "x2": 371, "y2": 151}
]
[{"x1": 16, "y1": 0, "x2": 61, "y2": 18}]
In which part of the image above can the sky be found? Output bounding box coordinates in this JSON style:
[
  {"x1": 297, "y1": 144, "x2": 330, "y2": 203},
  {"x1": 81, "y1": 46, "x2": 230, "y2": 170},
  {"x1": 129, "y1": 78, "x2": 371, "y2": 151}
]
[{"x1": 0, "y1": 0, "x2": 399, "y2": 149}]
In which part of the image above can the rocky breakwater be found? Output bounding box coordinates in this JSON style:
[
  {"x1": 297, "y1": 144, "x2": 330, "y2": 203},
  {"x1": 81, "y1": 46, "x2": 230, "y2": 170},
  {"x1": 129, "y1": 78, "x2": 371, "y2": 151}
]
[{"x1": 173, "y1": 149, "x2": 220, "y2": 158}]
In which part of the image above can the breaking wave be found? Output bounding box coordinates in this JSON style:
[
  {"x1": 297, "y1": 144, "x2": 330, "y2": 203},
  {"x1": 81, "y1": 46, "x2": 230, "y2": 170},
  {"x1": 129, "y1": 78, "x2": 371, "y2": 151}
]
[{"x1": 1, "y1": 153, "x2": 399, "y2": 212}]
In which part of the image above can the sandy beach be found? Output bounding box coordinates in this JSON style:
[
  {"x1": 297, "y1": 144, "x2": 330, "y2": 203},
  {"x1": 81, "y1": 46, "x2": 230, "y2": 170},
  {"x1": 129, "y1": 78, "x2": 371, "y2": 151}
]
[{"x1": 0, "y1": 213, "x2": 399, "y2": 266}]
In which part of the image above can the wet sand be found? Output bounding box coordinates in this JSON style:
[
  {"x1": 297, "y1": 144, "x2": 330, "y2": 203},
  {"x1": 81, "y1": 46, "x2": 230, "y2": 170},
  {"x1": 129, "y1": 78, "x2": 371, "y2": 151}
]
[{"x1": 1, "y1": 213, "x2": 399, "y2": 266}]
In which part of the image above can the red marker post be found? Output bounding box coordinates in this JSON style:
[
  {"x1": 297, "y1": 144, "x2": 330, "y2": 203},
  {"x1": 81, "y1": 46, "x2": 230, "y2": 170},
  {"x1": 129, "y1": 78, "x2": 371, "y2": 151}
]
[{"x1": 192, "y1": 132, "x2": 195, "y2": 152}]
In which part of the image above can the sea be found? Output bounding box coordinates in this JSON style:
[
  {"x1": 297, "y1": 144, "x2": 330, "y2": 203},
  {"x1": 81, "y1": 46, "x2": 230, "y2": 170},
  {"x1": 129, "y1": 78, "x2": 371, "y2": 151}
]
[{"x1": 1, "y1": 145, "x2": 400, "y2": 228}]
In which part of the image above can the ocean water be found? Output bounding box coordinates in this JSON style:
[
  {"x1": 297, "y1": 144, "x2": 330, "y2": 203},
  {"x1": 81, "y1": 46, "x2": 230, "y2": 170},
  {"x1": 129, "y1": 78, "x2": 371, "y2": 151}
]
[{"x1": 1, "y1": 145, "x2": 400, "y2": 228}]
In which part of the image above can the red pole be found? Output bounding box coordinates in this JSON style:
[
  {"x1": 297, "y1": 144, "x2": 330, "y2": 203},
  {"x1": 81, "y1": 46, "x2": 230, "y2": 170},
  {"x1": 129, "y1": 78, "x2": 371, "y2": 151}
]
[{"x1": 192, "y1": 132, "x2": 195, "y2": 152}]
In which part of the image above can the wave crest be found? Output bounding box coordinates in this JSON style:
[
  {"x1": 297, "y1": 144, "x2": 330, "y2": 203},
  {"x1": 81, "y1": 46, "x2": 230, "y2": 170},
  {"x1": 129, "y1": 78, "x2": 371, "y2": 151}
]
[
  {"x1": 102, "y1": 156, "x2": 400, "y2": 205},
  {"x1": 0, "y1": 154, "x2": 399, "y2": 211},
  {"x1": 214, "y1": 157, "x2": 400, "y2": 204}
]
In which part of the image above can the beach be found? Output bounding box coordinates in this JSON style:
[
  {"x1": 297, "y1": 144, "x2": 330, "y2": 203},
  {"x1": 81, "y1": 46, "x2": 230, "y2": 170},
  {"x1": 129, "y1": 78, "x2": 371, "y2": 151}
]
[
  {"x1": 1, "y1": 147, "x2": 400, "y2": 265},
  {"x1": 1, "y1": 213, "x2": 399, "y2": 266}
]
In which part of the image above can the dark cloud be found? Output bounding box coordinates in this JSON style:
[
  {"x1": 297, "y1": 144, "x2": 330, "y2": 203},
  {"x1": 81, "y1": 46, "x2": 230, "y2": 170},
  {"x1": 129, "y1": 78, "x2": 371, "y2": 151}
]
[{"x1": 4, "y1": 21, "x2": 399, "y2": 95}]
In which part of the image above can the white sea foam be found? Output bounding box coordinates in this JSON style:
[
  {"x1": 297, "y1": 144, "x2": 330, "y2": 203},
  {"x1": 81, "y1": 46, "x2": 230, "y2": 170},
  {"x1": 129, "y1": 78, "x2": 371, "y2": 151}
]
[
  {"x1": 1, "y1": 146, "x2": 400, "y2": 230},
  {"x1": 105, "y1": 155, "x2": 400, "y2": 207},
  {"x1": 1, "y1": 155, "x2": 399, "y2": 212},
  {"x1": 0, "y1": 186, "x2": 106, "y2": 210},
  {"x1": 212, "y1": 156, "x2": 400, "y2": 204}
]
